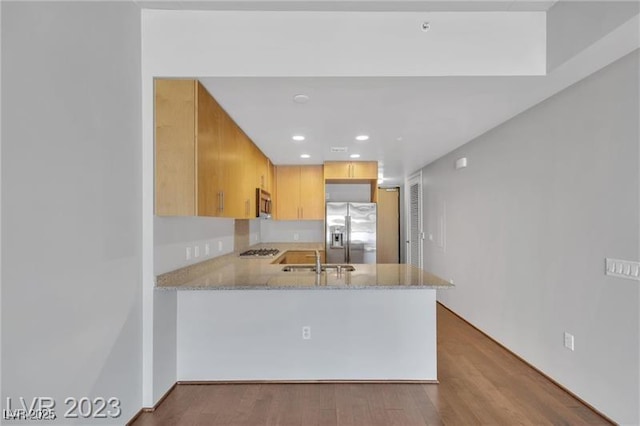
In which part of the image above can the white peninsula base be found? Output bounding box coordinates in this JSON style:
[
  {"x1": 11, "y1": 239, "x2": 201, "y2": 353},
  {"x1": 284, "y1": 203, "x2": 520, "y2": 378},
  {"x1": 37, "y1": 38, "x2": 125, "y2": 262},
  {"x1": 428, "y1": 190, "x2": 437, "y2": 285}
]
[{"x1": 177, "y1": 289, "x2": 437, "y2": 382}]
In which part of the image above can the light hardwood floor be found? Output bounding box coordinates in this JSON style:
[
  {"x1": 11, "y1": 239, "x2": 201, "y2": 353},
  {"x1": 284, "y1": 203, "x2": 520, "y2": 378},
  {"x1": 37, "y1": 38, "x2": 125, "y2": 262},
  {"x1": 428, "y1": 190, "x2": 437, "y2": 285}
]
[{"x1": 131, "y1": 304, "x2": 612, "y2": 426}]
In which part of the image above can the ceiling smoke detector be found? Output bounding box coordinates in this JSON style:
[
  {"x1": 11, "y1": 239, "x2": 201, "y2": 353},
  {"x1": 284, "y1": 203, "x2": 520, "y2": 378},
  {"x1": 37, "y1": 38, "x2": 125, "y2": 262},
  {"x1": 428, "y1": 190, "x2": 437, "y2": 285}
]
[{"x1": 421, "y1": 22, "x2": 431, "y2": 32}]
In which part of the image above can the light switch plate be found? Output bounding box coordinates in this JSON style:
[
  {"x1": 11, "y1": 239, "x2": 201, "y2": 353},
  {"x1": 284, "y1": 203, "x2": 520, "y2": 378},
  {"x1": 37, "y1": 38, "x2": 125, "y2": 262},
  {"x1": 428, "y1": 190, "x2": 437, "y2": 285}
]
[
  {"x1": 605, "y1": 258, "x2": 640, "y2": 281},
  {"x1": 564, "y1": 332, "x2": 575, "y2": 351}
]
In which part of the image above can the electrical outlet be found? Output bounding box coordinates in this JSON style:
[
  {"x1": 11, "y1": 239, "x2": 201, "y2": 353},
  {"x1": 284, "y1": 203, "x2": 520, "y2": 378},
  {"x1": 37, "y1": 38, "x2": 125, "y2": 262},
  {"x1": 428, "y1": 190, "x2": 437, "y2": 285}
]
[
  {"x1": 185, "y1": 247, "x2": 192, "y2": 260},
  {"x1": 302, "y1": 326, "x2": 311, "y2": 340},
  {"x1": 564, "y1": 332, "x2": 575, "y2": 351},
  {"x1": 204, "y1": 243, "x2": 211, "y2": 256},
  {"x1": 293, "y1": 233, "x2": 299, "y2": 241},
  {"x1": 217, "y1": 241, "x2": 223, "y2": 252},
  {"x1": 194, "y1": 245, "x2": 200, "y2": 258},
  {"x1": 605, "y1": 258, "x2": 640, "y2": 281}
]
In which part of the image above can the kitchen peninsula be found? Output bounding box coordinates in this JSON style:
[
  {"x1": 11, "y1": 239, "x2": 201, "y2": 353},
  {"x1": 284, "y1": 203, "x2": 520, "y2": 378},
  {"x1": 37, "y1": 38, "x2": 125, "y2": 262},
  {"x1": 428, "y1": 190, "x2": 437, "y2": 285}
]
[
  {"x1": 153, "y1": 77, "x2": 452, "y2": 383},
  {"x1": 157, "y1": 243, "x2": 452, "y2": 383}
]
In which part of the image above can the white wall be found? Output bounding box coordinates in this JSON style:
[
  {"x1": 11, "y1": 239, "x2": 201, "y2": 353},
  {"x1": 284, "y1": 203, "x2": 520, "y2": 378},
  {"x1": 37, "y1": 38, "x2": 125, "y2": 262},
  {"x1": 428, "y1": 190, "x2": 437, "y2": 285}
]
[
  {"x1": 177, "y1": 290, "x2": 436, "y2": 381},
  {"x1": 260, "y1": 220, "x2": 324, "y2": 243},
  {"x1": 1, "y1": 2, "x2": 142, "y2": 423},
  {"x1": 423, "y1": 51, "x2": 639, "y2": 424},
  {"x1": 142, "y1": 10, "x2": 545, "y2": 77},
  {"x1": 153, "y1": 290, "x2": 176, "y2": 403},
  {"x1": 154, "y1": 217, "x2": 235, "y2": 275}
]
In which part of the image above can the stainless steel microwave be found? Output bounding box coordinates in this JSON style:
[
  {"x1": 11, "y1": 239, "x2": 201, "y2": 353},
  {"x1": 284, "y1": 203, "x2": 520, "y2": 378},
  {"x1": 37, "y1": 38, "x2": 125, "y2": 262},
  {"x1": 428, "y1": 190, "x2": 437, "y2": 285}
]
[{"x1": 256, "y1": 188, "x2": 272, "y2": 219}]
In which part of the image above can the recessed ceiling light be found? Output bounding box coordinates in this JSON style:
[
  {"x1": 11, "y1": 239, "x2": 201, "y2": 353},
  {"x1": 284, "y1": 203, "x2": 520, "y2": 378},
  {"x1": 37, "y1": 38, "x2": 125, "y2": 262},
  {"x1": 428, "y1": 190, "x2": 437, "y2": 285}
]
[
  {"x1": 293, "y1": 94, "x2": 309, "y2": 104},
  {"x1": 300, "y1": 154, "x2": 311, "y2": 159},
  {"x1": 355, "y1": 135, "x2": 369, "y2": 141},
  {"x1": 350, "y1": 154, "x2": 361, "y2": 159},
  {"x1": 292, "y1": 135, "x2": 305, "y2": 142}
]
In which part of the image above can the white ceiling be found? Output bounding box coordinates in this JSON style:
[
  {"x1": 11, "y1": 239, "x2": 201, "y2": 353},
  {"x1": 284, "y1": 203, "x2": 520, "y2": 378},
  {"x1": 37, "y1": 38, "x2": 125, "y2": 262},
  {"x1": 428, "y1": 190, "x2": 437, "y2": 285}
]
[{"x1": 201, "y1": 76, "x2": 550, "y2": 182}]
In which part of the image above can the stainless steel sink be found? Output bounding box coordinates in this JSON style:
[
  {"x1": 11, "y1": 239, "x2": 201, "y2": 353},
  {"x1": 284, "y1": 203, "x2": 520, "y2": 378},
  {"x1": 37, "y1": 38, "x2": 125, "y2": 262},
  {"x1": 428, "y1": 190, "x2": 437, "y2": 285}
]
[
  {"x1": 323, "y1": 264, "x2": 356, "y2": 272},
  {"x1": 282, "y1": 264, "x2": 355, "y2": 272}
]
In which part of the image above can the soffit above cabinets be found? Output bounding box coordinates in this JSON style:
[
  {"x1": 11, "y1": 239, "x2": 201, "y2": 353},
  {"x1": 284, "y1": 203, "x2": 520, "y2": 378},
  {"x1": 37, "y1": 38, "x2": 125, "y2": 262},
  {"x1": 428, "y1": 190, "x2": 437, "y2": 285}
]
[{"x1": 134, "y1": 0, "x2": 559, "y2": 12}]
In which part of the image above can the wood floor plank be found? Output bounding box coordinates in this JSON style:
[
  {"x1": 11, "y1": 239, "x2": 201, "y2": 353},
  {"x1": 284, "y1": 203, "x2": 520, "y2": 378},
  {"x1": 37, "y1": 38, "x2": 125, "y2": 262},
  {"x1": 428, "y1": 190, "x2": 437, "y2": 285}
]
[
  {"x1": 300, "y1": 384, "x2": 337, "y2": 426},
  {"x1": 131, "y1": 304, "x2": 614, "y2": 426}
]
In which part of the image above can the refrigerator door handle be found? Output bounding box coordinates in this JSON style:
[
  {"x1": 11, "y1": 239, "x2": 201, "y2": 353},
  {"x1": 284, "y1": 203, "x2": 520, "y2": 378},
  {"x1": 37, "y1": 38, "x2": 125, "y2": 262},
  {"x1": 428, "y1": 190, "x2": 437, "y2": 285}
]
[{"x1": 345, "y1": 215, "x2": 351, "y2": 263}]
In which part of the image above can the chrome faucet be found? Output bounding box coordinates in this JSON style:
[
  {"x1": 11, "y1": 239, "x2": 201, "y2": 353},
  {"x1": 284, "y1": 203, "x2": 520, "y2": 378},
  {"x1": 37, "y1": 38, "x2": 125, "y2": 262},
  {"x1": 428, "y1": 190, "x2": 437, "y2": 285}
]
[{"x1": 313, "y1": 250, "x2": 322, "y2": 275}]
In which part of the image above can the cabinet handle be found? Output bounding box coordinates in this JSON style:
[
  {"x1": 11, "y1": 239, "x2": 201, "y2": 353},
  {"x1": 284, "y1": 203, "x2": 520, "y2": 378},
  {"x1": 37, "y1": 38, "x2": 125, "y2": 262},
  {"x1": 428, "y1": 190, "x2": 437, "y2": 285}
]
[
  {"x1": 300, "y1": 207, "x2": 303, "y2": 219},
  {"x1": 221, "y1": 192, "x2": 225, "y2": 212}
]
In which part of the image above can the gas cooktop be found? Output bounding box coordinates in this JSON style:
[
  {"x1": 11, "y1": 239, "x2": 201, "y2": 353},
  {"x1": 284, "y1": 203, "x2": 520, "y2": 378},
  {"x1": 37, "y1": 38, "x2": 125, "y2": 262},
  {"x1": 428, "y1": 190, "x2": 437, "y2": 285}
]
[{"x1": 239, "y1": 248, "x2": 280, "y2": 257}]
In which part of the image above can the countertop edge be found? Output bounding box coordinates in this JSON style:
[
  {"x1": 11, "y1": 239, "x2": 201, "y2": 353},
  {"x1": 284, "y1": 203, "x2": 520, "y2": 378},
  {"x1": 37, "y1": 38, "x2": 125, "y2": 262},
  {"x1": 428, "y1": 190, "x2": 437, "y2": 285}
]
[{"x1": 156, "y1": 284, "x2": 452, "y2": 291}]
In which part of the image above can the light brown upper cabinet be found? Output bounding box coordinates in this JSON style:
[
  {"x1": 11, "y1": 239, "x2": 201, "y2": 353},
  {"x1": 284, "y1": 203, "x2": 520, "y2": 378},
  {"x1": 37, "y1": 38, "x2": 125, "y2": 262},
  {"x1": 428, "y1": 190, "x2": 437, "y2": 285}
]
[
  {"x1": 155, "y1": 78, "x2": 271, "y2": 218},
  {"x1": 276, "y1": 165, "x2": 324, "y2": 220},
  {"x1": 324, "y1": 161, "x2": 378, "y2": 180},
  {"x1": 196, "y1": 81, "x2": 224, "y2": 217},
  {"x1": 155, "y1": 79, "x2": 198, "y2": 216}
]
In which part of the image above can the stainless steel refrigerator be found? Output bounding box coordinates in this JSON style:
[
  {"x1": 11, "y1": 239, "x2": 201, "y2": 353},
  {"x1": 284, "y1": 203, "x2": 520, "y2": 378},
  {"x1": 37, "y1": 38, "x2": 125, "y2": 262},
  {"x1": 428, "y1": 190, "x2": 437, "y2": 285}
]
[{"x1": 326, "y1": 202, "x2": 377, "y2": 264}]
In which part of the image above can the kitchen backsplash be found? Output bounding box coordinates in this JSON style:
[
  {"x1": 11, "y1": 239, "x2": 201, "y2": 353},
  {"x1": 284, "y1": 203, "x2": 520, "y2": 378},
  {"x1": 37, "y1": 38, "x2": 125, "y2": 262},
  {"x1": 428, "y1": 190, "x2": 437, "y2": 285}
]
[
  {"x1": 259, "y1": 220, "x2": 324, "y2": 243},
  {"x1": 154, "y1": 216, "x2": 235, "y2": 275}
]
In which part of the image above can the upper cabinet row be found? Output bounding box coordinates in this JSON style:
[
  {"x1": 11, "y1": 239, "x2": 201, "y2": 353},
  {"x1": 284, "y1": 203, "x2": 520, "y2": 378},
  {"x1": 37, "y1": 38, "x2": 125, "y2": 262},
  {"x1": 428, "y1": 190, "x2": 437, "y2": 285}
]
[
  {"x1": 323, "y1": 161, "x2": 377, "y2": 180},
  {"x1": 155, "y1": 79, "x2": 274, "y2": 218}
]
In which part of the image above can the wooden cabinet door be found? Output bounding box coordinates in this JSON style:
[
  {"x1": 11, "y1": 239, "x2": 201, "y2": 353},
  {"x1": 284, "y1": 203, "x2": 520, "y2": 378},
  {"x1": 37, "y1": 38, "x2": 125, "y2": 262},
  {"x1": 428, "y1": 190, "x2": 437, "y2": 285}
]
[
  {"x1": 155, "y1": 79, "x2": 196, "y2": 216},
  {"x1": 323, "y1": 162, "x2": 350, "y2": 179},
  {"x1": 351, "y1": 161, "x2": 378, "y2": 179},
  {"x1": 255, "y1": 149, "x2": 269, "y2": 191},
  {"x1": 268, "y1": 160, "x2": 276, "y2": 194},
  {"x1": 220, "y1": 120, "x2": 244, "y2": 218},
  {"x1": 196, "y1": 82, "x2": 224, "y2": 217},
  {"x1": 324, "y1": 161, "x2": 377, "y2": 179},
  {"x1": 299, "y1": 165, "x2": 325, "y2": 220},
  {"x1": 239, "y1": 132, "x2": 255, "y2": 218},
  {"x1": 276, "y1": 166, "x2": 301, "y2": 220}
]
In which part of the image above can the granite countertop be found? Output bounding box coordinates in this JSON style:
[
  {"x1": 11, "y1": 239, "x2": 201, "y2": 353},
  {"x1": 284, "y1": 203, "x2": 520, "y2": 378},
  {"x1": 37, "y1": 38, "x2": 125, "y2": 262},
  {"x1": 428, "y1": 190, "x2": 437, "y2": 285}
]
[{"x1": 156, "y1": 242, "x2": 453, "y2": 290}]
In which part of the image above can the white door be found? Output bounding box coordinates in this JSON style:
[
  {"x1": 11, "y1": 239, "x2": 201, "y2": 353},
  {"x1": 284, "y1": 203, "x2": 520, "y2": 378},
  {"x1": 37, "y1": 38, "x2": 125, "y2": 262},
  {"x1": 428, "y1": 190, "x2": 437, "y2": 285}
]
[{"x1": 406, "y1": 172, "x2": 423, "y2": 269}]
